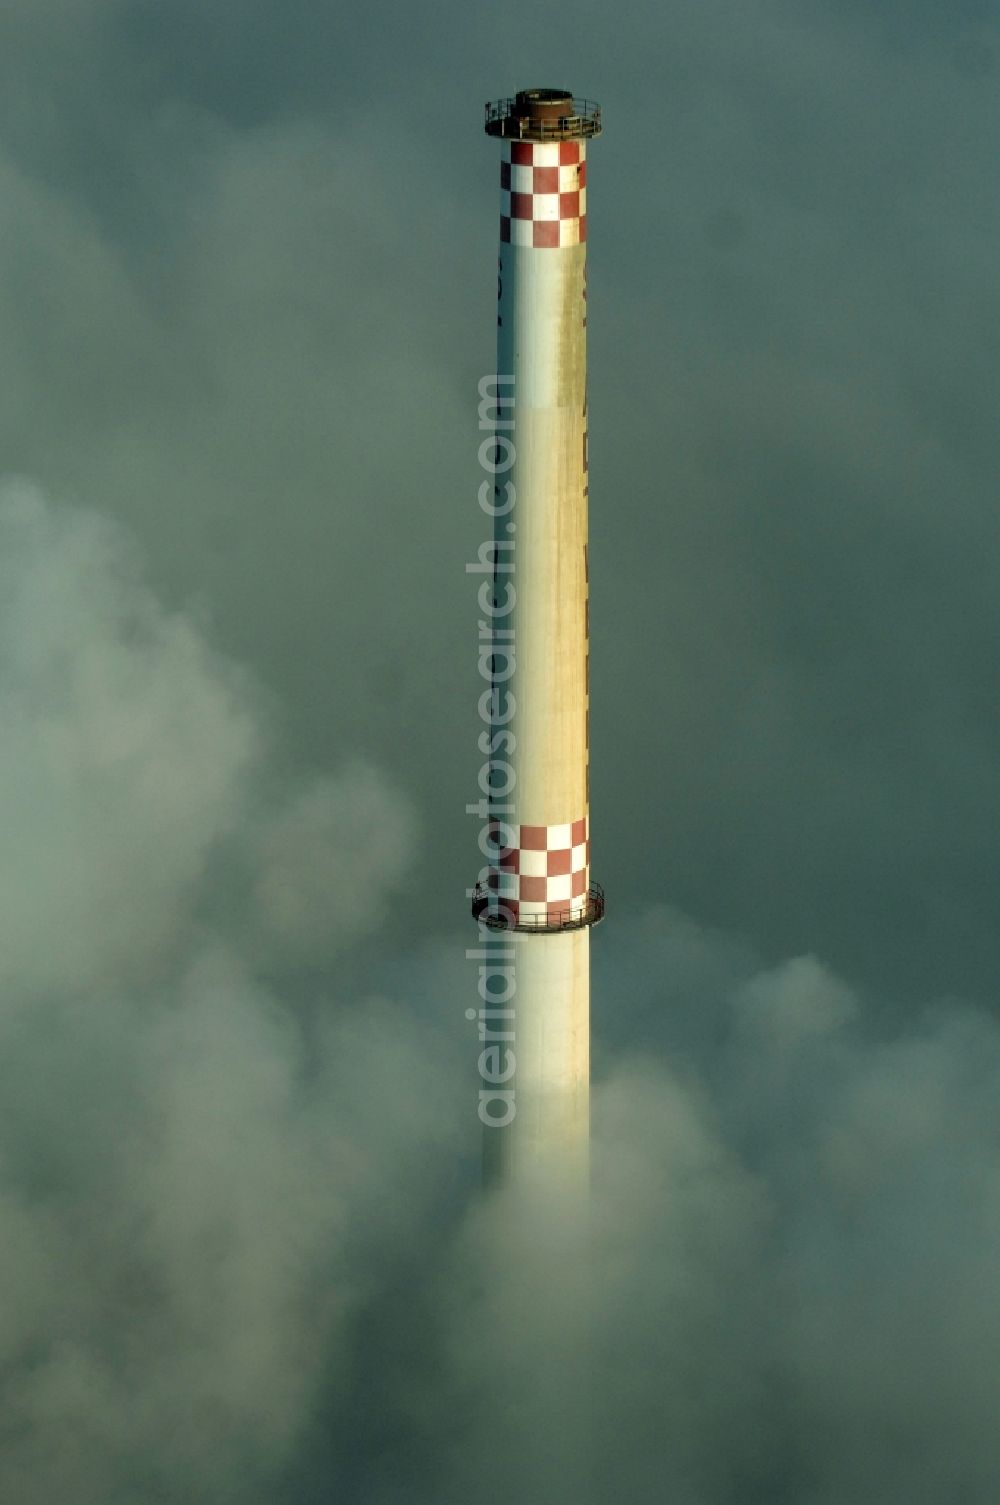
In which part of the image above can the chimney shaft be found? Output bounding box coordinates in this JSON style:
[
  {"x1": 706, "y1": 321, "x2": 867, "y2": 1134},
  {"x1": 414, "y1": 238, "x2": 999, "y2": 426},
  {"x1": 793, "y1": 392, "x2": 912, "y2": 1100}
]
[{"x1": 475, "y1": 91, "x2": 603, "y2": 1185}]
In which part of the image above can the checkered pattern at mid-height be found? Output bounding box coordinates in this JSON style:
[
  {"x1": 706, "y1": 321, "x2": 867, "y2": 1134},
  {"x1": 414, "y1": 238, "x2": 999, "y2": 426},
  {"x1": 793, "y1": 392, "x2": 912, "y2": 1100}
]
[
  {"x1": 485, "y1": 816, "x2": 590, "y2": 923},
  {"x1": 500, "y1": 140, "x2": 587, "y2": 248}
]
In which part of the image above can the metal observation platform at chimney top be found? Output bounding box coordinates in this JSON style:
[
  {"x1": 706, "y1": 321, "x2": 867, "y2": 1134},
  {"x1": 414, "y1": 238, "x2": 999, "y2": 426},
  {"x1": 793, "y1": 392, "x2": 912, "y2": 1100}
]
[{"x1": 484, "y1": 90, "x2": 602, "y2": 141}]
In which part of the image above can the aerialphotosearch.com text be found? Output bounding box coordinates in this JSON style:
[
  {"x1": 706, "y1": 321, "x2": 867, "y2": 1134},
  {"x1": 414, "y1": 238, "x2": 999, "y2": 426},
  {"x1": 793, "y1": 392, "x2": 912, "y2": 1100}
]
[{"x1": 466, "y1": 373, "x2": 517, "y2": 1130}]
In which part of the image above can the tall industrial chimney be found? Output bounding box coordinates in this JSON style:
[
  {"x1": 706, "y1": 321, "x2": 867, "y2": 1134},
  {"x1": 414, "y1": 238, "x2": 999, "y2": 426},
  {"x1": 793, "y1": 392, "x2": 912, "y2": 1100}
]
[{"x1": 473, "y1": 90, "x2": 603, "y2": 1185}]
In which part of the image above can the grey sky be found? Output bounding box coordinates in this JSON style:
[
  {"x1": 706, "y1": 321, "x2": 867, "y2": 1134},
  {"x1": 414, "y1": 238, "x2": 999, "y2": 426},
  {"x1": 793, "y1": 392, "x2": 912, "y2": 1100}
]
[
  {"x1": 2, "y1": 1, "x2": 1000, "y2": 1499},
  {"x1": 3, "y1": 0, "x2": 999, "y2": 999}
]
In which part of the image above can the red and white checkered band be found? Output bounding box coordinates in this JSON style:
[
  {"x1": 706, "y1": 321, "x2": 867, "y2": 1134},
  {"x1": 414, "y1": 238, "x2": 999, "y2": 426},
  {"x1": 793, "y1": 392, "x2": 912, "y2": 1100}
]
[
  {"x1": 485, "y1": 817, "x2": 590, "y2": 924},
  {"x1": 499, "y1": 140, "x2": 587, "y2": 249}
]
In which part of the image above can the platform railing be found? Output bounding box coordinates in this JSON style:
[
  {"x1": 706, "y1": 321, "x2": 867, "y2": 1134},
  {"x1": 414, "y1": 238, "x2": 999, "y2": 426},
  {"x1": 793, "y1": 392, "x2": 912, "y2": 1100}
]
[
  {"x1": 471, "y1": 880, "x2": 605, "y2": 933},
  {"x1": 484, "y1": 98, "x2": 602, "y2": 141}
]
